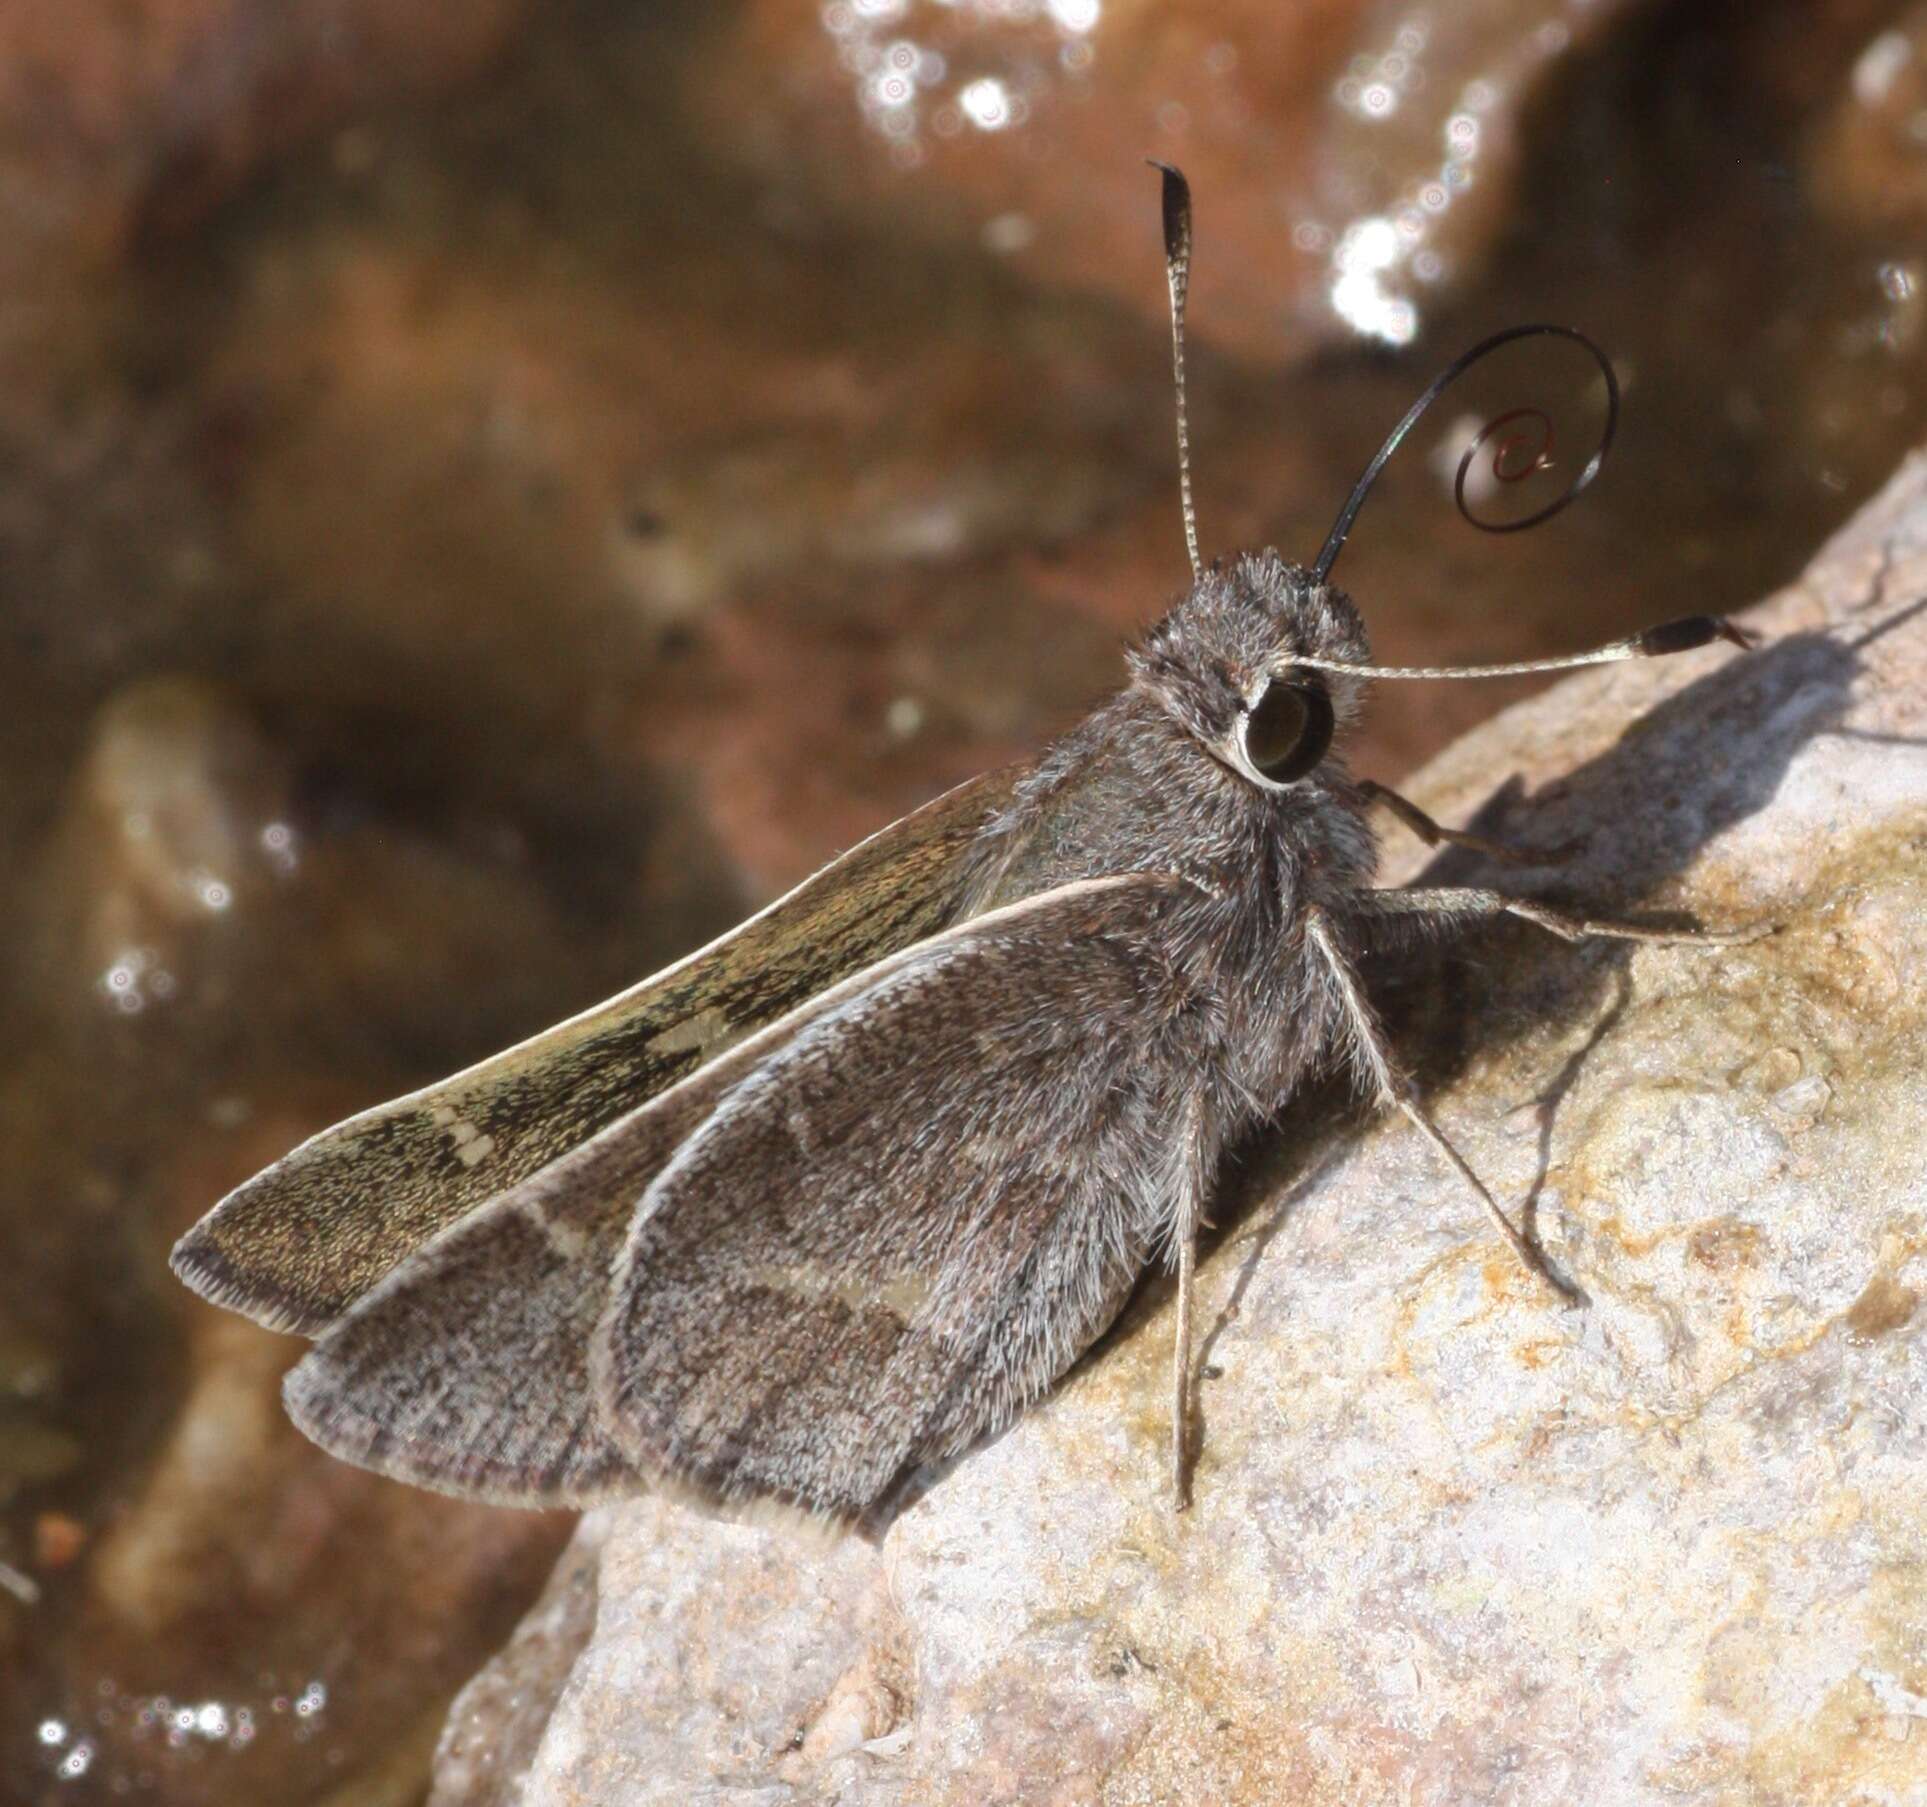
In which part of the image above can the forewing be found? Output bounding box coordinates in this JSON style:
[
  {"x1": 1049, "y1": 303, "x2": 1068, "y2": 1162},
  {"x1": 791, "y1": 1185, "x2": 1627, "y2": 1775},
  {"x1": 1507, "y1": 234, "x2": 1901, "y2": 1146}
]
[
  {"x1": 172, "y1": 768, "x2": 1018, "y2": 1336},
  {"x1": 595, "y1": 871, "x2": 1203, "y2": 1519},
  {"x1": 278, "y1": 911, "x2": 994, "y2": 1506},
  {"x1": 281, "y1": 1053, "x2": 726, "y2": 1505}
]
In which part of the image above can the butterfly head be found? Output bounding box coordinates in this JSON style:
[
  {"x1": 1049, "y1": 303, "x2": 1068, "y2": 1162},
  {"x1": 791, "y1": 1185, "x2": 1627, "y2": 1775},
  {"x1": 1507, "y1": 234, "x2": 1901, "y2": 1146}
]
[{"x1": 1128, "y1": 551, "x2": 1369, "y2": 793}]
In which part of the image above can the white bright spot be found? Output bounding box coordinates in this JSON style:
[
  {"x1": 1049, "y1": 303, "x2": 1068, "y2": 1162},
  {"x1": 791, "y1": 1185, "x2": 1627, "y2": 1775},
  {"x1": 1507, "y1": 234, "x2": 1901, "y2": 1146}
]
[
  {"x1": 1433, "y1": 410, "x2": 1495, "y2": 504},
  {"x1": 57, "y1": 1743, "x2": 94, "y2": 1780},
  {"x1": 852, "y1": 0, "x2": 906, "y2": 18},
  {"x1": 959, "y1": 77, "x2": 1013, "y2": 131},
  {"x1": 1330, "y1": 215, "x2": 1419, "y2": 345},
  {"x1": 194, "y1": 1703, "x2": 229, "y2": 1739},
  {"x1": 260, "y1": 820, "x2": 299, "y2": 875},
  {"x1": 1361, "y1": 80, "x2": 1397, "y2": 116},
  {"x1": 1879, "y1": 262, "x2": 1915, "y2": 302},
  {"x1": 1047, "y1": 0, "x2": 1099, "y2": 31},
  {"x1": 980, "y1": 211, "x2": 1035, "y2": 253},
  {"x1": 871, "y1": 66, "x2": 914, "y2": 107},
  {"x1": 38, "y1": 1720, "x2": 66, "y2": 1747},
  {"x1": 194, "y1": 873, "x2": 232, "y2": 911},
  {"x1": 100, "y1": 946, "x2": 161, "y2": 1014},
  {"x1": 1855, "y1": 30, "x2": 1911, "y2": 106},
  {"x1": 1337, "y1": 214, "x2": 1398, "y2": 272}
]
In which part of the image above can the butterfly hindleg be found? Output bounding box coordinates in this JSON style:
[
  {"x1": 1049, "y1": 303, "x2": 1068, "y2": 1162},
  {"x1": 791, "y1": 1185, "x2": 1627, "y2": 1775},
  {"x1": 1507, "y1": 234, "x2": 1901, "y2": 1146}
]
[{"x1": 1303, "y1": 908, "x2": 1579, "y2": 1304}]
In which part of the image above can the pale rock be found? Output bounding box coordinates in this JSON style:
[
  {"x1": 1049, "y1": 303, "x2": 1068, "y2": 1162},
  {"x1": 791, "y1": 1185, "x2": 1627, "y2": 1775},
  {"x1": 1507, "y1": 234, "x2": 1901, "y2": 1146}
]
[{"x1": 438, "y1": 452, "x2": 1927, "y2": 1806}]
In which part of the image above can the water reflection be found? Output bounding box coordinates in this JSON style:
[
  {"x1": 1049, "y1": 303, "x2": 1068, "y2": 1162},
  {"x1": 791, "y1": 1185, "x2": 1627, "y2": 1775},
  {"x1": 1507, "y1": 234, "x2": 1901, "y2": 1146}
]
[
  {"x1": 29, "y1": 1678, "x2": 335, "y2": 1790},
  {"x1": 824, "y1": 0, "x2": 1098, "y2": 159}
]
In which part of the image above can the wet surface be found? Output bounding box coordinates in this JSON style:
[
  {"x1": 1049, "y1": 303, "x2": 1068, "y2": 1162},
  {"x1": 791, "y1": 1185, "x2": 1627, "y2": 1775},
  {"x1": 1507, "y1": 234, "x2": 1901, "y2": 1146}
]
[{"x1": 3, "y1": 1, "x2": 1926, "y2": 1800}]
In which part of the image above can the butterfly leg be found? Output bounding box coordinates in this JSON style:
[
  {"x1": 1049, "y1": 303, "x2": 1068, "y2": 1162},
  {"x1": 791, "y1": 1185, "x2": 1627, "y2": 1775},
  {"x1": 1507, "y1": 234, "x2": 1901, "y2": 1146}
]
[
  {"x1": 1357, "y1": 780, "x2": 1578, "y2": 866},
  {"x1": 1166, "y1": 1089, "x2": 1210, "y2": 1511},
  {"x1": 1366, "y1": 884, "x2": 1772, "y2": 947},
  {"x1": 1172, "y1": 1213, "x2": 1197, "y2": 1510},
  {"x1": 1304, "y1": 909, "x2": 1580, "y2": 1305}
]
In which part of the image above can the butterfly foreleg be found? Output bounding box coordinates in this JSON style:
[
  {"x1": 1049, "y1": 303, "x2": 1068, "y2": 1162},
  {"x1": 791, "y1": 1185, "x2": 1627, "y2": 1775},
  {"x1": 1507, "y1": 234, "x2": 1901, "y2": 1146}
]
[
  {"x1": 1363, "y1": 883, "x2": 1771, "y2": 947},
  {"x1": 1356, "y1": 779, "x2": 1572, "y2": 866}
]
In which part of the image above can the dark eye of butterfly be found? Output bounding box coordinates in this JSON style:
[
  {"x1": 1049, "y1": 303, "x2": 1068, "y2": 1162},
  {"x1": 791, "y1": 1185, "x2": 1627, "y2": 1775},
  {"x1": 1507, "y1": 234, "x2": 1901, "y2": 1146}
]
[{"x1": 1241, "y1": 679, "x2": 1334, "y2": 785}]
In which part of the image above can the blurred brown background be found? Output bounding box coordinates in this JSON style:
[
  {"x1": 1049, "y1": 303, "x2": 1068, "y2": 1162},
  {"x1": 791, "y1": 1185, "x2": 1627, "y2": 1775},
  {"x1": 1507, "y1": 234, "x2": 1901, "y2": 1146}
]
[{"x1": 2, "y1": 1, "x2": 1924, "y2": 1800}]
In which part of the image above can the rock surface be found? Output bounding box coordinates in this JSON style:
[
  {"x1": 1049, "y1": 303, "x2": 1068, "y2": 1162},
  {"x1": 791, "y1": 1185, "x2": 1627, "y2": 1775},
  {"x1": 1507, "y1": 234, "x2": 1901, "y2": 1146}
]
[{"x1": 435, "y1": 451, "x2": 1927, "y2": 1806}]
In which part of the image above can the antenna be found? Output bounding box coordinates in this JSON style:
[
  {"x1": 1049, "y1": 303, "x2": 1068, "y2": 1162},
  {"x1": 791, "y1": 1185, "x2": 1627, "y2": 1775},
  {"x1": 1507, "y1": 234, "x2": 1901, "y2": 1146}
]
[
  {"x1": 1311, "y1": 323, "x2": 1620, "y2": 585},
  {"x1": 1286, "y1": 613, "x2": 1756, "y2": 682},
  {"x1": 1150, "y1": 161, "x2": 1203, "y2": 581}
]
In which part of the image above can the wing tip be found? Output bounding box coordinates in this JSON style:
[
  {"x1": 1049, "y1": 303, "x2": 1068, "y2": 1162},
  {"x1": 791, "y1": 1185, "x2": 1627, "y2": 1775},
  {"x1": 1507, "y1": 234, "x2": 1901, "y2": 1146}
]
[
  {"x1": 169, "y1": 1223, "x2": 333, "y2": 1338},
  {"x1": 282, "y1": 1348, "x2": 625, "y2": 1511}
]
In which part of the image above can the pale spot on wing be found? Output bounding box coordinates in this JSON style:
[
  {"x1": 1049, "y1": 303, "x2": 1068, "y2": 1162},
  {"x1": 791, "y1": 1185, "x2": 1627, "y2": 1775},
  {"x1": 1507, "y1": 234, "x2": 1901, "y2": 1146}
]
[
  {"x1": 783, "y1": 1098, "x2": 822, "y2": 1158},
  {"x1": 518, "y1": 1197, "x2": 590, "y2": 1261},
  {"x1": 648, "y1": 1006, "x2": 733, "y2": 1058},
  {"x1": 962, "y1": 1132, "x2": 1079, "y2": 1179},
  {"x1": 744, "y1": 1262, "x2": 934, "y2": 1323},
  {"x1": 454, "y1": 1131, "x2": 496, "y2": 1167},
  {"x1": 430, "y1": 1104, "x2": 497, "y2": 1167}
]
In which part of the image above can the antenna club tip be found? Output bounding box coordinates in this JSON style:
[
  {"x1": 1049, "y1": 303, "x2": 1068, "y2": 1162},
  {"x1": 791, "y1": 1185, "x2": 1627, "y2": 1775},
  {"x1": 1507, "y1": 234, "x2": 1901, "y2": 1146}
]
[
  {"x1": 1151, "y1": 161, "x2": 1192, "y2": 263},
  {"x1": 1635, "y1": 614, "x2": 1760, "y2": 658}
]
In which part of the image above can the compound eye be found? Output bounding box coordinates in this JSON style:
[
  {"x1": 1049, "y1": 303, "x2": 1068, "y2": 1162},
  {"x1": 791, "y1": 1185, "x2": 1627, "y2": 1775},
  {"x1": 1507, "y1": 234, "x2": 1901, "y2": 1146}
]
[{"x1": 1242, "y1": 679, "x2": 1334, "y2": 785}]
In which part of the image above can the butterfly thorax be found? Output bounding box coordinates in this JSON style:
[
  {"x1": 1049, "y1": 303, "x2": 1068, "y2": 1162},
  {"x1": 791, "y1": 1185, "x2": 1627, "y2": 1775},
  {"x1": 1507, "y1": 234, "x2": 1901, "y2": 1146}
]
[{"x1": 965, "y1": 664, "x2": 1377, "y2": 1141}]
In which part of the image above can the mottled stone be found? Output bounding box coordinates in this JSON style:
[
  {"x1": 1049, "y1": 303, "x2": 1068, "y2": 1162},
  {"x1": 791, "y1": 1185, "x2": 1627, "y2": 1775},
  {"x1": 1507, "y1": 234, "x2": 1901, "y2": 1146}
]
[
  {"x1": 439, "y1": 451, "x2": 1927, "y2": 1807},
  {"x1": 429, "y1": 1520, "x2": 609, "y2": 1807},
  {"x1": 0, "y1": 0, "x2": 535, "y2": 265}
]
